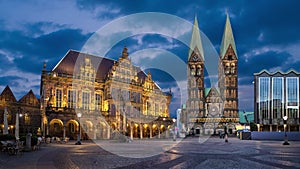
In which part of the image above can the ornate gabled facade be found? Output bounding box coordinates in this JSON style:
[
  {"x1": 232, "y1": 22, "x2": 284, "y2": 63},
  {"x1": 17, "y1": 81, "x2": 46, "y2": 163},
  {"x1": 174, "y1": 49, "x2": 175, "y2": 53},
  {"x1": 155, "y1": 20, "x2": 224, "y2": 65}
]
[
  {"x1": 186, "y1": 14, "x2": 239, "y2": 135},
  {"x1": 40, "y1": 47, "x2": 172, "y2": 140},
  {"x1": 0, "y1": 86, "x2": 41, "y2": 135}
]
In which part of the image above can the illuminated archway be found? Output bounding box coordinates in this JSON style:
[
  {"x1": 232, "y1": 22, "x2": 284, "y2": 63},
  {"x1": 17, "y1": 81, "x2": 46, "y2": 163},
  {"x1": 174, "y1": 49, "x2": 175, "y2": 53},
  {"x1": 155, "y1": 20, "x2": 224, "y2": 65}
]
[{"x1": 49, "y1": 119, "x2": 64, "y2": 137}]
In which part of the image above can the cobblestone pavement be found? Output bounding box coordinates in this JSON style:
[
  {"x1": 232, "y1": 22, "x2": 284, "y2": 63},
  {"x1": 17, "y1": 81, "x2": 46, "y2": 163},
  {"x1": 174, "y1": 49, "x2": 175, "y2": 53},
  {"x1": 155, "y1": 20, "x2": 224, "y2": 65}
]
[{"x1": 1, "y1": 137, "x2": 300, "y2": 169}]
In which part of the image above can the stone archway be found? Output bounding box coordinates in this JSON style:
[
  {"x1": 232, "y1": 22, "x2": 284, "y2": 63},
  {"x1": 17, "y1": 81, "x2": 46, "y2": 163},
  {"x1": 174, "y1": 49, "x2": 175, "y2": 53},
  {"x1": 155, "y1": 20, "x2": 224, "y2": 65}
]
[
  {"x1": 143, "y1": 124, "x2": 150, "y2": 138},
  {"x1": 133, "y1": 123, "x2": 139, "y2": 138},
  {"x1": 81, "y1": 120, "x2": 93, "y2": 140},
  {"x1": 66, "y1": 120, "x2": 78, "y2": 140},
  {"x1": 49, "y1": 119, "x2": 64, "y2": 137}
]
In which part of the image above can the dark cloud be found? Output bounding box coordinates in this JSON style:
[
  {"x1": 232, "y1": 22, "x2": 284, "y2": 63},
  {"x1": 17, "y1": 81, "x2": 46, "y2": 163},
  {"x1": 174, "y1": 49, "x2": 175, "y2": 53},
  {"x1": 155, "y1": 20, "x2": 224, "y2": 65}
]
[
  {"x1": 240, "y1": 51, "x2": 291, "y2": 75},
  {"x1": 0, "y1": 24, "x2": 91, "y2": 74},
  {"x1": 1, "y1": 0, "x2": 300, "y2": 112}
]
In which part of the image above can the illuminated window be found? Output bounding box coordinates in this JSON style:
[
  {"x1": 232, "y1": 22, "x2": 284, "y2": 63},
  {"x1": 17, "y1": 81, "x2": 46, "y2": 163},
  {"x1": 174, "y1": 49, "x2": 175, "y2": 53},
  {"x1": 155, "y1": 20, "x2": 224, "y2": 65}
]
[
  {"x1": 56, "y1": 89, "x2": 62, "y2": 107},
  {"x1": 25, "y1": 113, "x2": 30, "y2": 125},
  {"x1": 68, "y1": 90, "x2": 76, "y2": 108},
  {"x1": 95, "y1": 94, "x2": 101, "y2": 111},
  {"x1": 82, "y1": 92, "x2": 90, "y2": 110}
]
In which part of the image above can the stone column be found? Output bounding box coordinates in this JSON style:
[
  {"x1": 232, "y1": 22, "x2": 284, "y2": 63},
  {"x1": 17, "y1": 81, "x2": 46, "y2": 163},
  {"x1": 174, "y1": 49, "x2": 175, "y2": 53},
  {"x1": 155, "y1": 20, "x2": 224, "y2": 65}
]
[
  {"x1": 63, "y1": 125, "x2": 66, "y2": 139},
  {"x1": 107, "y1": 126, "x2": 110, "y2": 139},
  {"x1": 166, "y1": 128, "x2": 169, "y2": 138},
  {"x1": 149, "y1": 124, "x2": 153, "y2": 138},
  {"x1": 123, "y1": 113, "x2": 126, "y2": 133},
  {"x1": 139, "y1": 123, "x2": 143, "y2": 139},
  {"x1": 130, "y1": 125, "x2": 133, "y2": 140},
  {"x1": 158, "y1": 124, "x2": 161, "y2": 139},
  {"x1": 47, "y1": 122, "x2": 50, "y2": 135},
  {"x1": 93, "y1": 127, "x2": 97, "y2": 140}
]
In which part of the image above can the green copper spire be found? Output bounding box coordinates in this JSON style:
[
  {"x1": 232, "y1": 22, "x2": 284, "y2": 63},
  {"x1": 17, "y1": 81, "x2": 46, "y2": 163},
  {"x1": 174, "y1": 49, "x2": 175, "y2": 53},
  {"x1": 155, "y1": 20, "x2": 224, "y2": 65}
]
[
  {"x1": 220, "y1": 13, "x2": 237, "y2": 59},
  {"x1": 188, "y1": 15, "x2": 204, "y2": 61}
]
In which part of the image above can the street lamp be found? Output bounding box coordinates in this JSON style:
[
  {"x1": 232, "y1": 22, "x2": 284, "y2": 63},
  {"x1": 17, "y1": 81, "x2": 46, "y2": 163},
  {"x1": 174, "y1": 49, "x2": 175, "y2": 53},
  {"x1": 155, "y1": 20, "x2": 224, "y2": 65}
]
[
  {"x1": 282, "y1": 115, "x2": 289, "y2": 145},
  {"x1": 172, "y1": 118, "x2": 176, "y2": 141},
  {"x1": 75, "y1": 112, "x2": 82, "y2": 145}
]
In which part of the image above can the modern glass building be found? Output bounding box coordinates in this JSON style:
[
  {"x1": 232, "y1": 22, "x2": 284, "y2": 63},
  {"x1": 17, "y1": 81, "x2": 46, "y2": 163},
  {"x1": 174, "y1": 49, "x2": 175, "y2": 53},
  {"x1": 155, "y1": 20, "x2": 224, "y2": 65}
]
[{"x1": 254, "y1": 70, "x2": 300, "y2": 131}]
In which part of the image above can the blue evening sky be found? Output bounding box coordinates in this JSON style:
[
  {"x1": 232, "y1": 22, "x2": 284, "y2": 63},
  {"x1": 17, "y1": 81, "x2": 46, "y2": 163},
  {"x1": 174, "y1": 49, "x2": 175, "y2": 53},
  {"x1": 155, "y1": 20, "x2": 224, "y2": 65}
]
[{"x1": 0, "y1": 0, "x2": 299, "y2": 117}]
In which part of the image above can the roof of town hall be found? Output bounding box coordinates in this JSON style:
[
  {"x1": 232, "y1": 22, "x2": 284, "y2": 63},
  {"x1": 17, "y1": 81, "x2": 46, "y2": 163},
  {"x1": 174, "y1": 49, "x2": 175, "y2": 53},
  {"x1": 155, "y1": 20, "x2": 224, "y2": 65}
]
[{"x1": 51, "y1": 49, "x2": 148, "y2": 83}]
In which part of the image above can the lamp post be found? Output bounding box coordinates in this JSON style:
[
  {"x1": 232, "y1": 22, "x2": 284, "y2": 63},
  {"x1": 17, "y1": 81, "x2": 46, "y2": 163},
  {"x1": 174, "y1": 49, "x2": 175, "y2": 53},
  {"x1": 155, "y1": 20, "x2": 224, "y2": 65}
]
[
  {"x1": 282, "y1": 115, "x2": 289, "y2": 145},
  {"x1": 75, "y1": 112, "x2": 82, "y2": 145},
  {"x1": 172, "y1": 118, "x2": 176, "y2": 141}
]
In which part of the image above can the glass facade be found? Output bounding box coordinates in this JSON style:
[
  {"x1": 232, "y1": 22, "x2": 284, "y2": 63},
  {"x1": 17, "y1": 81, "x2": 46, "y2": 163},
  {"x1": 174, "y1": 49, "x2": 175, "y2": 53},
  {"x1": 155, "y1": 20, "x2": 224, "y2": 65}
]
[
  {"x1": 255, "y1": 71, "x2": 300, "y2": 131},
  {"x1": 272, "y1": 77, "x2": 283, "y2": 119},
  {"x1": 286, "y1": 77, "x2": 299, "y2": 119},
  {"x1": 259, "y1": 77, "x2": 270, "y2": 119},
  {"x1": 286, "y1": 77, "x2": 298, "y2": 107}
]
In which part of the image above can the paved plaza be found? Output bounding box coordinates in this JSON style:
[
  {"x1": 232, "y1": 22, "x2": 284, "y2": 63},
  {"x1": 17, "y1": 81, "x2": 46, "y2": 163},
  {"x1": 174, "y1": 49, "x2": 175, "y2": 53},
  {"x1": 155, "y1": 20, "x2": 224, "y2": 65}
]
[{"x1": 0, "y1": 137, "x2": 300, "y2": 169}]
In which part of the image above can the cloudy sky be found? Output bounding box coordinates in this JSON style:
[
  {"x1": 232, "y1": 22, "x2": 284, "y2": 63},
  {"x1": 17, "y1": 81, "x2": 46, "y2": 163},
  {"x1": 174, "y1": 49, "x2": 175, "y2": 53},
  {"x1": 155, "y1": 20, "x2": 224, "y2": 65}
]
[{"x1": 0, "y1": 0, "x2": 299, "y2": 117}]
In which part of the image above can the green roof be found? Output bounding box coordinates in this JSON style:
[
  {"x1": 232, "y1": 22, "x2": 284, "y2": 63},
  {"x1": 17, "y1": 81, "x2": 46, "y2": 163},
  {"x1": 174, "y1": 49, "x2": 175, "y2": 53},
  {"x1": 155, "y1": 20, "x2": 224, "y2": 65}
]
[
  {"x1": 220, "y1": 14, "x2": 237, "y2": 59},
  {"x1": 204, "y1": 88, "x2": 211, "y2": 97},
  {"x1": 188, "y1": 16, "x2": 204, "y2": 61},
  {"x1": 204, "y1": 87, "x2": 220, "y2": 97},
  {"x1": 239, "y1": 111, "x2": 254, "y2": 123}
]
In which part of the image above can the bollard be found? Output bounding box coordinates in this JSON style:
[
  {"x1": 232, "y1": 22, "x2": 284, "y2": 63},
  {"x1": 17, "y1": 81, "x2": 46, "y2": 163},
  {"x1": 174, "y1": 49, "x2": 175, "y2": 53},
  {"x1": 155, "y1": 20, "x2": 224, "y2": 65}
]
[{"x1": 25, "y1": 133, "x2": 32, "y2": 151}]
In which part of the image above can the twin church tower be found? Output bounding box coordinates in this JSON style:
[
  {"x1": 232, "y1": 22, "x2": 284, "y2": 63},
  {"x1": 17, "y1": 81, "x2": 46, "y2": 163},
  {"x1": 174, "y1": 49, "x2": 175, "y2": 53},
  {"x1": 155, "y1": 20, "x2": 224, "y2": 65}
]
[{"x1": 185, "y1": 14, "x2": 239, "y2": 135}]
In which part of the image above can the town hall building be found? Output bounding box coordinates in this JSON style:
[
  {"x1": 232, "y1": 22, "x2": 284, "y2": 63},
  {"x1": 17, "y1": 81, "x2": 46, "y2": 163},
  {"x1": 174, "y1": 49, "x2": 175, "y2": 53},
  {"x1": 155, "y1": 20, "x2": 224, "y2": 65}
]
[{"x1": 40, "y1": 47, "x2": 172, "y2": 140}]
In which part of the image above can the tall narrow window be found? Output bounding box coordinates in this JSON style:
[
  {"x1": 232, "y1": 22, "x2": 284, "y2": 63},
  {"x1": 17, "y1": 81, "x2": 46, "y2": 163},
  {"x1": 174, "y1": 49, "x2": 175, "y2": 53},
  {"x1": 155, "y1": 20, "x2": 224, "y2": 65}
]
[
  {"x1": 286, "y1": 77, "x2": 298, "y2": 107},
  {"x1": 82, "y1": 91, "x2": 90, "y2": 110},
  {"x1": 25, "y1": 113, "x2": 30, "y2": 125},
  {"x1": 68, "y1": 90, "x2": 76, "y2": 108},
  {"x1": 56, "y1": 89, "x2": 62, "y2": 107},
  {"x1": 286, "y1": 77, "x2": 299, "y2": 118},
  {"x1": 95, "y1": 94, "x2": 101, "y2": 111},
  {"x1": 259, "y1": 77, "x2": 270, "y2": 119},
  {"x1": 272, "y1": 77, "x2": 283, "y2": 119}
]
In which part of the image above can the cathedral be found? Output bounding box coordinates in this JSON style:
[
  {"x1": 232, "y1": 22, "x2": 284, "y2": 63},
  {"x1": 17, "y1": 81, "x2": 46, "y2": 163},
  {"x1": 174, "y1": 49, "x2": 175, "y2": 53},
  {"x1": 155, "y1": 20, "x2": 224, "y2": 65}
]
[
  {"x1": 40, "y1": 47, "x2": 172, "y2": 140},
  {"x1": 185, "y1": 14, "x2": 239, "y2": 135}
]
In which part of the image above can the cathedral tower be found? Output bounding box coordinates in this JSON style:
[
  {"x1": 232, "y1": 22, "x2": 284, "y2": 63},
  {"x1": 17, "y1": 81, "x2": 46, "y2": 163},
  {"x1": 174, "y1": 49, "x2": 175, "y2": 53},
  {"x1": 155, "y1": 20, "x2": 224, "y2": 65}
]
[
  {"x1": 187, "y1": 16, "x2": 205, "y2": 128},
  {"x1": 218, "y1": 14, "x2": 239, "y2": 119}
]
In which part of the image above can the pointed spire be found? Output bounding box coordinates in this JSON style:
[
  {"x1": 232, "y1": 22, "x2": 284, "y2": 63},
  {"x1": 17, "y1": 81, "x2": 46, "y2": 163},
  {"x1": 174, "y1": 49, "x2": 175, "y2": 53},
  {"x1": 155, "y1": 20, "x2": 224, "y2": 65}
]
[
  {"x1": 188, "y1": 15, "x2": 204, "y2": 61},
  {"x1": 220, "y1": 13, "x2": 237, "y2": 59}
]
